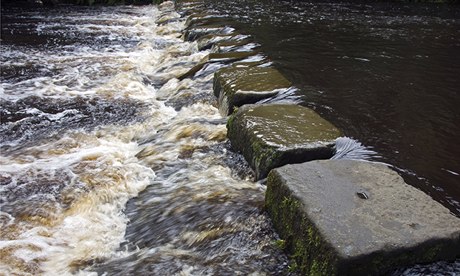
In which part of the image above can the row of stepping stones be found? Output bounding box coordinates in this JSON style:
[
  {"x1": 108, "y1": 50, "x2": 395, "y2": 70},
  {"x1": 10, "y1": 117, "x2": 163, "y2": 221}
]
[
  {"x1": 176, "y1": 0, "x2": 341, "y2": 180},
  {"x1": 174, "y1": 1, "x2": 460, "y2": 275}
]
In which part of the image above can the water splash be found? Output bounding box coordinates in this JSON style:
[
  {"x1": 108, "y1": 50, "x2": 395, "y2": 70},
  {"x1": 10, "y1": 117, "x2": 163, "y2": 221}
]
[
  {"x1": 331, "y1": 137, "x2": 377, "y2": 160},
  {"x1": 256, "y1": 87, "x2": 303, "y2": 105}
]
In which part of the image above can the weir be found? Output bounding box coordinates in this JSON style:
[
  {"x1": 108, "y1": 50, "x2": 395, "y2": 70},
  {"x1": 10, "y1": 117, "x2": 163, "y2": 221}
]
[
  {"x1": 1, "y1": 0, "x2": 459, "y2": 274},
  {"x1": 175, "y1": 0, "x2": 460, "y2": 274}
]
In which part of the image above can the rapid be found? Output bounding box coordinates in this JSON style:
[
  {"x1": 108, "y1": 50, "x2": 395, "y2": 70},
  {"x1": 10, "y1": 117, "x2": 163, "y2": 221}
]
[
  {"x1": 1, "y1": 0, "x2": 459, "y2": 274},
  {"x1": 1, "y1": 3, "x2": 287, "y2": 274}
]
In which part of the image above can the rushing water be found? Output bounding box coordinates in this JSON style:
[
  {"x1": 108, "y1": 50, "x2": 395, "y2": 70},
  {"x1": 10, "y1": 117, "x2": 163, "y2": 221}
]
[
  {"x1": 1, "y1": 3, "x2": 289, "y2": 274},
  {"x1": 1, "y1": 1, "x2": 459, "y2": 275},
  {"x1": 203, "y1": 0, "x2": 460, "y2": 216}
]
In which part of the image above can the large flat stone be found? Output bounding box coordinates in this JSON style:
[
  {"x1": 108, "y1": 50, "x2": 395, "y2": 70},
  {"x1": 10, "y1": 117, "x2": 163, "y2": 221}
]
[
  {"x1": 213, "y1": 39, "x2": 259, "y2": 53},
  {"x1": 185, "y1": 15, "x2": 231, "y2": 29},
  {"x1": 184, "y1": 24, "x2": 235, "y2": 41},
  {"x1": 196, "y1": 33, "x2": 234, "y2": 50},
  {"x1": 155, "y1": 11, "x2": 181, "y2": 25},
  {"x1": 227, "y1": 104, "x2": 341, "y2": 179},
  {"x1": 214, "y1": 67, "x2": 292, "y2": 115},
  {"x1": 178, "y1": 51, "x2": 261, "y2": 81},
  {"x1": 266, "y1": 160, "x2": 460, "y2": 275},
  {"x1": 197, "y1": 33, "x2": 251, "y2": 51}
]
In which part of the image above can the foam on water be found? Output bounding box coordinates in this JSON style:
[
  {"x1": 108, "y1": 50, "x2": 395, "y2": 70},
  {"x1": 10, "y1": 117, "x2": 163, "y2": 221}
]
[
  {"x1": 1, "y1": 3, "x2": 191, "y2": 275},
  {"x1": 1, "y1": 2, "x2": 289, "y2": 274}
]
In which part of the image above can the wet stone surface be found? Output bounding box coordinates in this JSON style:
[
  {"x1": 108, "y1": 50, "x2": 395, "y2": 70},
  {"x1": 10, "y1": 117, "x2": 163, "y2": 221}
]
[
  {"x1": 196, "y1": 33, "x2": 251, "y2": 51},
  {"x1": 184, "y1": 25, "x2": 235, "y2": 42},
  {"x1": 266, "y1": 160, "x2": 460, "y2": 275},
  {"x1": 214, "y1": 66, "x2": 291, "y2": 115},
  {"x1": 227, "y1": 104, "x2": 341, "y2": 179},
  {"x1": 178, "y1": 51, "x2": 262, "y2": 81},
  {"x1": 185, "y1": 15, "x2": 233, "y2": 29}
]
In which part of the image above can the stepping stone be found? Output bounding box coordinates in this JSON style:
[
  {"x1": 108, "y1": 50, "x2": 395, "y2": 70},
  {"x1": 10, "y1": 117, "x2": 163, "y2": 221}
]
[
  {"x1": 156, "y1": 11, "x2": 180, "y2": 25},
  {"x1": 213, "y1": 39, "x2": 259, "y2": 53},
  {"x1": 227, "y1": 104, "x2": 341, "y2": 179},
  {"x1": 186, "y1": 15, "x2": 231, "y2": 29},
  {"x1": 213, "y1": 67, "x2": 291, "y2": 115},
  {"x1": 184, "y1": 25, "x2": 235, "y2": 41},
  {"x1": 266, "y1": 160, "x2": 460, "y2": 275},
  {"x1": 158, "y1": 1, "x2": 175, "y2": 12},
  {"x1": 185, "y1": 13, "x2": 212, "y2": 26},
  {"x1": 178, "y1": 51, "x2": 261, "y2": 80},
  {"x1": 197, "y1": 33, "x2": 250, "y2": 51}
]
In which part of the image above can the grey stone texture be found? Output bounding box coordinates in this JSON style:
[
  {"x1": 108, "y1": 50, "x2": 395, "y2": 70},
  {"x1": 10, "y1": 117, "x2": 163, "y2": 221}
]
[
  {"x1": 178, "y1": 51, "x2": 261, "y2": 81},
  {"x1": 266, "y1": 160, "x2": 460, "y2": 275},
  {"x1": 227, "y1": 104, "x2": 342, "y2": 179},
  {"x1": 213, "y1": 67, "x2": 292, "y2": 115}
]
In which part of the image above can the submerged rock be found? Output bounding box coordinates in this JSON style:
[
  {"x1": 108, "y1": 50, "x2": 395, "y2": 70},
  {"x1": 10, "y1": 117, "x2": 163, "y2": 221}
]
[
  {"x1": 266, "y1": 160, "x2": 460, "y2": 275},
  {"x1": 213, "y1": 66, "x2": 291, "y2": 115},
  {"x1": 227, "y1": 104, "x2": 341, "y2": 179}
]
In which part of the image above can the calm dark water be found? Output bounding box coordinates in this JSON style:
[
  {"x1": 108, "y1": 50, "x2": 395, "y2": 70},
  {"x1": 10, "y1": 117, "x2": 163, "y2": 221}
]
[{"x1": 206, "y1": 0, "x2": 460, "y2": 215}]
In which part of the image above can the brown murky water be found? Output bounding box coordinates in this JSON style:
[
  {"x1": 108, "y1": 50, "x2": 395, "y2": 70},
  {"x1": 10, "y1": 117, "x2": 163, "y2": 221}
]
[
  {"x1": 1, "y1": 1, "x2": 459, "y2": 274},
  {"x1": 1, "y1": 4, "x2": 289, "y2": 274}
]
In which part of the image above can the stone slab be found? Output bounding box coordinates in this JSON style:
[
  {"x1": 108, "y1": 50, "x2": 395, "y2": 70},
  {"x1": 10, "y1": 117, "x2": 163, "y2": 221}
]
[
  {"x1": 266, "y1": 160, "x2": 460, "y2": 275},
  {"x1": 155, "y1": 11, "x2": 181, "y2": 25},
  {"x1": 186, "y1": 15, "x2": 231, "y2": 29},
  {"x1": 196, "y1": 33, "x2": 251, "y2": 51},
  {"x1": 227, "y1": 104, "x2": 342, "y2": 179},
  {"x1": 213, "y1": 66, "x2": 291, "y2": 115},
  {"x1": 158, "y1": 0, "x2": 175, "y2": 12},
  {"x1": 184, "y1": 24, "x2": 235, "y2": 41},
  {"x1": 178, "y1": 51, "x2": 261, "y2": 81}
]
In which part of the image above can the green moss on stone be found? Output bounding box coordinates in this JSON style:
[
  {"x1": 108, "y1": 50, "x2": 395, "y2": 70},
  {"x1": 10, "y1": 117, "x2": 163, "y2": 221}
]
[
  {"x1": 422, "y1": 244, "x2": 443, "y2": 260},
  {"x1": 266, "y1": 170, "x2": 339, "y2": 275},
  {"x1": 274, "y1": 239, "x2": 286, "y2": 250},
  {"x1": 226, "y1": 104, "x2": 341, "y2": 179}
]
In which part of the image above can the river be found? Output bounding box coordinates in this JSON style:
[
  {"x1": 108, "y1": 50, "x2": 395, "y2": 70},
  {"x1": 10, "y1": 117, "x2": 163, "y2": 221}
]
[
  {"x1": 203, "y1": 0, "x2": 460, "y2": 217},
  {"x1": 1, "y1": 3, "x2": 289, "y2": 274},
  {"x1": 1, "y1": 0, "x2": 459, "y2": 275}
]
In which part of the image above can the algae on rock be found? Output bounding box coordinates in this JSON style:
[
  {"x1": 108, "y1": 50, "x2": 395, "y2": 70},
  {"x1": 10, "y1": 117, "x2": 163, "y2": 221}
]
[
  {"x1": 214, "y1": 67, "x2": 292, "y2": 115},
  {"x1": 227, "y1": 104, "x2": 341, "y2": 179},
  {"x1": 266, "y1": 160, "x2": 460, "y2": 275}
]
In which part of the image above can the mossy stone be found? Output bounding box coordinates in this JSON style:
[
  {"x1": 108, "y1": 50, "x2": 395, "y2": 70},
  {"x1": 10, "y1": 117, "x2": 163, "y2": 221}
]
[
  {"x1": 266, "y1": 160, "x2": 460, "y2": 275},
  {"x1": 227, "y1": 104, "x2": 341, "y2": 179},
  {"x1": 183, "y1": 23, "x2": 235, "y2": 41},
  {"x1": 186, "y1": 16, "x2": 231, "y2": 29},
  {"x1": 196, "y1": 33, "x2": 251, "y2": 51},
  {"x1": 178, "y1": 51, "x2": 260, "y2": 80},
  {"x1": 214, "y1": 67, "x2": 291, "y2": 115}
]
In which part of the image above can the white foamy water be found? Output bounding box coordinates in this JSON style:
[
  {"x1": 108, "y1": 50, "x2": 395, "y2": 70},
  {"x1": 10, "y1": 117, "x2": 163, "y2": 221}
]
[
  {"x1": 1, "y1": 2, "x2": 287, "y2": 275},
  {"x1": 1, "y1": 3, "x2": 188, "y2": 274}
]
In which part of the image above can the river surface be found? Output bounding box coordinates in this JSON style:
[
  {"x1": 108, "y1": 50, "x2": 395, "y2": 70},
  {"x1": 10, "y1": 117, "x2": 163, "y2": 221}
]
[
  {"x1": 1, "y1": 3, "x2": 288, "y2": 274},
  {"x1": 204, "y1": 0, "x2": 460, "y2": 216},
  {"x1": 1, "y1": 0, "x2": 459, "y2": 275}
]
